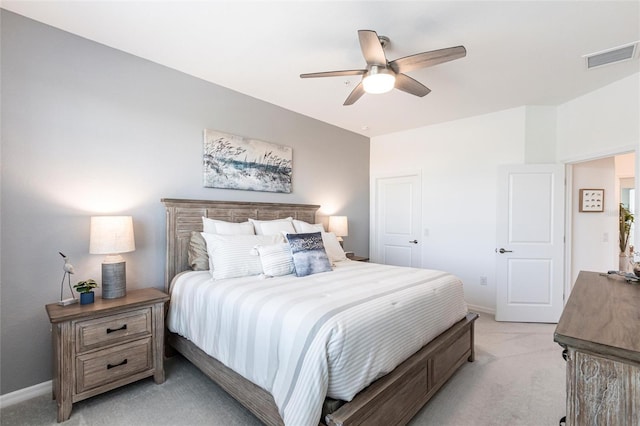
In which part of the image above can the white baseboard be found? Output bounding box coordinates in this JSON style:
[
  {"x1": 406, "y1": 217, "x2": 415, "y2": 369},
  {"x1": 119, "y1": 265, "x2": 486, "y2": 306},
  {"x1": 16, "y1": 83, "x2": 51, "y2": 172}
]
[
  {"x1": 466, "y1": 303, "x2": 495, "y2": 317},
  {"x1": 0, "y1": 380, "x2": 51, "y2": 409}
]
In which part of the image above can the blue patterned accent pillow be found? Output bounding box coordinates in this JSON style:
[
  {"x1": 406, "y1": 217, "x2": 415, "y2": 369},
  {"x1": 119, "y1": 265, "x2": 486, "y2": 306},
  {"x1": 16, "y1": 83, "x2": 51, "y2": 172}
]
[{"x1": 286, "y1": 232, "x2": 332, "y2": 277}]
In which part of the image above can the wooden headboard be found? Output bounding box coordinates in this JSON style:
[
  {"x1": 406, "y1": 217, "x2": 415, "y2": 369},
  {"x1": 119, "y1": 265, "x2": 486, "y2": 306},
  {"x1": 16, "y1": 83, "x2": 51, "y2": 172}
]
[{"x1": 161, "y1": 198, "x2": 320, "y2": 291}]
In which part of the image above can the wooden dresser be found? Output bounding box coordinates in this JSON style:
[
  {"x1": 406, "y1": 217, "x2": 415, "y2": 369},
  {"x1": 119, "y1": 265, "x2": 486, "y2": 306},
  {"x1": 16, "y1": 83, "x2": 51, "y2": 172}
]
[
  {"x1": 554, "y1": 271, "x2": 640, "y2": 425},
  {"x1": 45, "y1": 288, "x2": 169, "y2": 422}
]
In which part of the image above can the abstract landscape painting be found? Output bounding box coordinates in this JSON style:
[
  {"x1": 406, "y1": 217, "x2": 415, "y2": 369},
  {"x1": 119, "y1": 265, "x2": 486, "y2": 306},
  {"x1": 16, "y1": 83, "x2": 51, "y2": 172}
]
[{"x1": 203, "y1": 129, "x2": 292, "y2": 193}]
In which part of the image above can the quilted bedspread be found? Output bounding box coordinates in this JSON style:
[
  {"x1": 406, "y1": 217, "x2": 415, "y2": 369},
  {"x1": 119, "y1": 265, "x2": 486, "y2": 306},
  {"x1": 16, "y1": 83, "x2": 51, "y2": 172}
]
[{"x1": 167, "y1": 260, "x2": 467, "y2": 425}]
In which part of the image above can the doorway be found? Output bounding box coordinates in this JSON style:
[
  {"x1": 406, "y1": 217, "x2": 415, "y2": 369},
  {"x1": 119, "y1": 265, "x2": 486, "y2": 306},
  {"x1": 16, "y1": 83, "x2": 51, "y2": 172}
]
[{"x1": 568, "y1": 152, "x2": 636, "y2": 289}]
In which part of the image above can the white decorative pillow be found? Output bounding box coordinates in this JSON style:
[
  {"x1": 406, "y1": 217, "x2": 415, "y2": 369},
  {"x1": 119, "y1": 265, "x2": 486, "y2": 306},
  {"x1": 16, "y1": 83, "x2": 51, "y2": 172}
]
[
  {"x1": 249, "y1": 217, "x2": 295, "y2": 235},
  {"x1": 322, "y1": 232, "x2": 348, "y2": 263},
  {"x1": 292, "y1": 220, "x2": 325, "y2": 233},
  {"x1": 254, "y1": 243, "x2": 294, "y2": 277},
  {"x1": 202, "y1": 217, "x2": 255, "y2": 235},
  {"x1": 201, "y1": 233, "x2": 281, "y2": 279}
]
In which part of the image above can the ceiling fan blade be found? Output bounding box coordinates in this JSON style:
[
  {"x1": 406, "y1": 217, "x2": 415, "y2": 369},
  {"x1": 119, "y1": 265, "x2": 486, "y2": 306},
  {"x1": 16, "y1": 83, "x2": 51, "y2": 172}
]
[
  {"x1": 300, "y1": 69, "x2": 366, "y2": 79},
  {"x1": 395, "y1": 73, "x2": 431, "y2": 97},
  {"x1": 358, "y1": 30, "x2": 387, "y2": 66},
  {"x1": 390, "y1": 46, "x2": 466, "y2": 74},
  {"x1": 343, "y1": 82, "x2": 365, "y2": 106}
]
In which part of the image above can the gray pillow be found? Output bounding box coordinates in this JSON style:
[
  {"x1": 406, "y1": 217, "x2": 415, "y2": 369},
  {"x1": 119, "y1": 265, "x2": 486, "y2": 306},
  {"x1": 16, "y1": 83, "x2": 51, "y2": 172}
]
[
  {"x1": 287, "y1": 232, "x2": 332, "y2": 277},
  {"x1": 188, "y1": 231, "x2": 209, "y2": 271}
]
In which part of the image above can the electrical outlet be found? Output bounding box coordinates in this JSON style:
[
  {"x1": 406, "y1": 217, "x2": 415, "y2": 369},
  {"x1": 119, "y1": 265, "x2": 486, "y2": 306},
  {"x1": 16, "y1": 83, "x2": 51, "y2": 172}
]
[{"x1": 480, "y1": 276, "x2": 488, "y2": 286}]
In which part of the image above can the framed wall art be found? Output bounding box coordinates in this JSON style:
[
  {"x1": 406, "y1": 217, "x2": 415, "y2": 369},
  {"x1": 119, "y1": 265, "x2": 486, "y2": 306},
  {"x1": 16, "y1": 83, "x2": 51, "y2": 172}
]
[
  {"x1": 579, "y1": 189, "x2": 604, "y2": 212},
  {"x1": 203, "y1": 129, "x2": 292, "y2": 193}
]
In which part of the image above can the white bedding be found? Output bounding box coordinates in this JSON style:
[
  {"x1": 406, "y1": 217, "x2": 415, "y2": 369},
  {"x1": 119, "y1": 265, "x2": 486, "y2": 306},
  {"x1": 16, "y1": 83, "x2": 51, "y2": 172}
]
[{"x1": 167, "y1": 260, "x2": 468, "y2": 426}]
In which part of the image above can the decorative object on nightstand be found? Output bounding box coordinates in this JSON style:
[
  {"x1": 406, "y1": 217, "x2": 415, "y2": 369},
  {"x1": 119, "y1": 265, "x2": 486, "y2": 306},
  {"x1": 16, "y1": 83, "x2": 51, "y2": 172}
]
[
  {"x1": 73, "y1": 279, "x2": 98, "y2": 305},
  {"x1": 90, "y1": 216, "x2": 135, "y2": 299},
  {"x1": 346, "y1": 253, "x2": 369, "y2": 262},
  {"x1": 328, "y1": 215, "x2": 348, "y2": 247},
  {"x1": 57, "y1": 252, "x2": 78, "y2": 306},
  {"x1": 45, "y1": 288, "x2": 170, "y2": 422}
]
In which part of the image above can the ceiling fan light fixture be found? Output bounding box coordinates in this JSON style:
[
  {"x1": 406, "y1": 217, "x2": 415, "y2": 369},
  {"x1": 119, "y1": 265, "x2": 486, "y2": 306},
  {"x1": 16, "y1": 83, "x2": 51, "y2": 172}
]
[{"x1": 362, "y1": 66, "x2": 396, "y2": 94}]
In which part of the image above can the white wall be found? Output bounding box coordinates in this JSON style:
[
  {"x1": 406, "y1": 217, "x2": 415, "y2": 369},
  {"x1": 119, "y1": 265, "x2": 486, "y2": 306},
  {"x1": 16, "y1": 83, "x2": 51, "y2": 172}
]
[
  {"x1": 616, "y1": 152, "x2": 636, "y2": 178},
  {"x1": 557, "y1": 73, "x2": 640, "y2": 162},
  {"x1": 525, "y1": 106, "x2": 557, "y2": 163},
  {"x1": 371, "y1": 107, "x2": 526, "y2": 312}
]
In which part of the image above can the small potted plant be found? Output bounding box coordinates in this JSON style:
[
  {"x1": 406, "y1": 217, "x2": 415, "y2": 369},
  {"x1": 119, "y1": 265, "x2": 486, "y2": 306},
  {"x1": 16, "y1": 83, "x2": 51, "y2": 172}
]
[{"x1": 73, "y1": 279, "x2": 98, "y2": 305}]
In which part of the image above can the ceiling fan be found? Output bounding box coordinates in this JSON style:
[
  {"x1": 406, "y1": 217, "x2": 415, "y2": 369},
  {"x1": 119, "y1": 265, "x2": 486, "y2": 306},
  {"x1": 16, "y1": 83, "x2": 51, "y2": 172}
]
[{"x1": 300, "y1": 30, "x2": 466, "y2": 106}]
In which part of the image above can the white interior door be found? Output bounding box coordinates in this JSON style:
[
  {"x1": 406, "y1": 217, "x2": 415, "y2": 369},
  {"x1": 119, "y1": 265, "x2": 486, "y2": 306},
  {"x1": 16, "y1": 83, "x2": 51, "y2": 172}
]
[
  {"x1": 496, "y1": 164, "x2": 565, "y2": 323},
  {"x1": 373, "y1": 174, "x2": 421, "y2": 267}
]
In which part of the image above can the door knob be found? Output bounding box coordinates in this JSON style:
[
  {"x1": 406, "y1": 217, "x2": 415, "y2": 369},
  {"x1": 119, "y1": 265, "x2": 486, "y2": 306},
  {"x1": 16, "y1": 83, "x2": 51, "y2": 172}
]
[
  {"x1": 497, "y1": 248, "x2": 513, "y2": 254},
  {"x1": 409, "y1": 240, "x2": 418, "y2": 244}
]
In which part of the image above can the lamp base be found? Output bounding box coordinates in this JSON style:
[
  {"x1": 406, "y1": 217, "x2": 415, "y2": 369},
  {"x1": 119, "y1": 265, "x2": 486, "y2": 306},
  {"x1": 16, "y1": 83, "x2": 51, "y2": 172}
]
[
  {"x1": 102, "y1": 261, "x2": 126, "y2": 299},
  {"x1": 58, "y1": 298, "x2": 79, "y2": 306}
]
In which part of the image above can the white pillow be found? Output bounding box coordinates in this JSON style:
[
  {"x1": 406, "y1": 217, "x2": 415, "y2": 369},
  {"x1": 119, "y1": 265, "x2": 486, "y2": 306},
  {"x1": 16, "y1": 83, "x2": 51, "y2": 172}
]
[
  {"x1": 202, "y1": 217, "x2": 255, "y2": 235},
  {"x1": 254, "y1": 243, "x2": 294, "y2": 277},
  {"x1": 201, "y1": 233, "x2": 281, "y2": 279},
  {"x1": 292, "y1": 220, "x2": 325, "y2": 233},
  {"x1": 321, "y1": 232, "x2": 348, "y2": 263},
  {"x1": 249, "y1": 217, "x2": 295, "y2": 235}
]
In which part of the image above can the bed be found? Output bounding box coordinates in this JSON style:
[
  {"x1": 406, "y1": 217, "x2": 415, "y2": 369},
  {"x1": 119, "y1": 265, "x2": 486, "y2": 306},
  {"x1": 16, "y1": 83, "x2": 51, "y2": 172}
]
[{"x1": 162, "y1": 198, "x2": 478, "y2": 426}]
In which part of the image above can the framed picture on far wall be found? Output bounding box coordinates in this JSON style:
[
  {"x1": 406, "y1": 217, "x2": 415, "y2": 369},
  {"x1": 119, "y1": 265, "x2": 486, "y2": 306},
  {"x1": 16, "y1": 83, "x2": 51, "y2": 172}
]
[{"x1": 579, "y1": 189, "x2": 604, "y2": 212}]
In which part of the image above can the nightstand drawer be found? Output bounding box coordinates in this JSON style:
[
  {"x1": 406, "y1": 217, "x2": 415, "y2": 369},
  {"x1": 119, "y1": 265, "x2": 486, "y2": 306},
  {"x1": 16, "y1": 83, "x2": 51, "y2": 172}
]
[
  {"x1": 75, "y1": 337, "x2": 152, "y2": 393},
  {"x1": 75, "y1": 308, "x2": 151, "y2": 352}
]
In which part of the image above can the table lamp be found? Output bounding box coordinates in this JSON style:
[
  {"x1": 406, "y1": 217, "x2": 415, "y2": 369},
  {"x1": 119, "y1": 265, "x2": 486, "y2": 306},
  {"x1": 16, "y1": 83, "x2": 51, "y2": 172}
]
[
  {"x1": 328, "y1": 216, "x2": 348, "y2": 247},
  {"x1": 89, "y1": 216, "x2": 135, "y2": 299}
]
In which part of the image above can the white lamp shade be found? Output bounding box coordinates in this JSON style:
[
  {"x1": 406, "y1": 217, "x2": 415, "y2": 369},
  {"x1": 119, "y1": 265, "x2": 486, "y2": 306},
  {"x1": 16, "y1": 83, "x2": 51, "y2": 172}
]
[
  {"x1": 89, "y1": 216, "x2": 135, "y2": 255},
  {"x1": 328, "y1": 216, "x2": 349, "y2": 237}
]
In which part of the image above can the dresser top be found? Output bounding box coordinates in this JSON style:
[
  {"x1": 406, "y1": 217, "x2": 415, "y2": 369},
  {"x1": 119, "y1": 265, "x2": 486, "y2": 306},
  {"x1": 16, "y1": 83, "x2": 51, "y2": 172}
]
[
  {"x1": 46, "y1": 287, "x2": 169, "y2": 323},
  {"x1": 554, "y1": 270, "x2": 640, "y2": 362}
]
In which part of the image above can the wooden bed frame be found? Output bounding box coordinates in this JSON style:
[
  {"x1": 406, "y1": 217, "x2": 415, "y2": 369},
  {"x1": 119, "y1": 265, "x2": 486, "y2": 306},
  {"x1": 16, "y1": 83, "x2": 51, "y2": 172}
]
[{"x1": 162, "y1": 198, "x2": 478, "y2": 426}]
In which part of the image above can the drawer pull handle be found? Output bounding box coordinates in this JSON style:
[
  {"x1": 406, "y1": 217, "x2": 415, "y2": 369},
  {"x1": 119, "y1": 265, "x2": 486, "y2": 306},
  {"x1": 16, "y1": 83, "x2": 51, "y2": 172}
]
[
  {"x1": 107, "y1": 359, "x2": 128, "y2": 369},
  {"x1": 106, "y1": 324, "x2": 127, "y2": 334}
]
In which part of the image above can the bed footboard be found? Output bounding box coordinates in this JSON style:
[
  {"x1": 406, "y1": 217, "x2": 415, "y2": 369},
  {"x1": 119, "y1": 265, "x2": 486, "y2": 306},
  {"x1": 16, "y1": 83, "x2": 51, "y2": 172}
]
[
  {"x1": 326, "y1": 312, "x2": 478, "y2": 426},
  {"x1": 167, "y1": 312, "x2": 478, "y2": 426}
]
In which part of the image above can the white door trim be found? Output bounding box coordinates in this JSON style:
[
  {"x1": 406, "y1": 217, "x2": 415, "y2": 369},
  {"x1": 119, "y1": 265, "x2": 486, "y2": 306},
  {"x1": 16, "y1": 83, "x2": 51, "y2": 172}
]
[{"x1": 564, "y1": 164, "x2": 573, "y2": 301}]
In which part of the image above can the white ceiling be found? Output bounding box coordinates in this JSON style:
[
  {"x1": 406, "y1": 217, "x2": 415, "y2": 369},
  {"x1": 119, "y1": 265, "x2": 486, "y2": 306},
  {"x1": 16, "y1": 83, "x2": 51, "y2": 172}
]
[{"x1": 2, "y1": 1, "x2": 639, "y2": 137}]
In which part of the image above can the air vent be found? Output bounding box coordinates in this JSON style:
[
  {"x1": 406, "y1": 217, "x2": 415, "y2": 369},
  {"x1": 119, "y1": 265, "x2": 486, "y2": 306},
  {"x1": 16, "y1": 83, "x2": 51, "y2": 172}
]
[{"x1": 584, "y1": 42, "x2": 638, "y2": 69}]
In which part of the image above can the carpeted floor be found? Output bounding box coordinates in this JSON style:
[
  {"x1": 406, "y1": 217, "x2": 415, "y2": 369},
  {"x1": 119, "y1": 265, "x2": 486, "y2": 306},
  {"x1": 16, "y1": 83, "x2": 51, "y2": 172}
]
[{"x1": 0, "y1": 314, "x2": 566, "y2": 425}]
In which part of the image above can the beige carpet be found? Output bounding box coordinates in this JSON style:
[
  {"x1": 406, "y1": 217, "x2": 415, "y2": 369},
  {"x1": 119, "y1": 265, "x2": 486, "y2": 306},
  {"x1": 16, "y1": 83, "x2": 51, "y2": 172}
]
[{"x1": 0, "y1": 314, "x2": 566, "y2": 426}]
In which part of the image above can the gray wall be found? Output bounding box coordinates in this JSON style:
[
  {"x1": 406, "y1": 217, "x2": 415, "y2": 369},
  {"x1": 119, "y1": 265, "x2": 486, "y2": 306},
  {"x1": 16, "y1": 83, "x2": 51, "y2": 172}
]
[{"x1": 0, "y1": 10, "x2": 369, "y2": 394}]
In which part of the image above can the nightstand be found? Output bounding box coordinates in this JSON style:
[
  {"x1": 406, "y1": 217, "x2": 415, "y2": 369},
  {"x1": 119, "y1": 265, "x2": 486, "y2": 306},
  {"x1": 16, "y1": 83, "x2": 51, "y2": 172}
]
[
  {"x1": 45, "y1": 288, "x2": 170, "y2": 422},
  {"x1": 346, "y1": 253, "x2": 369, "y2": 262}
]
